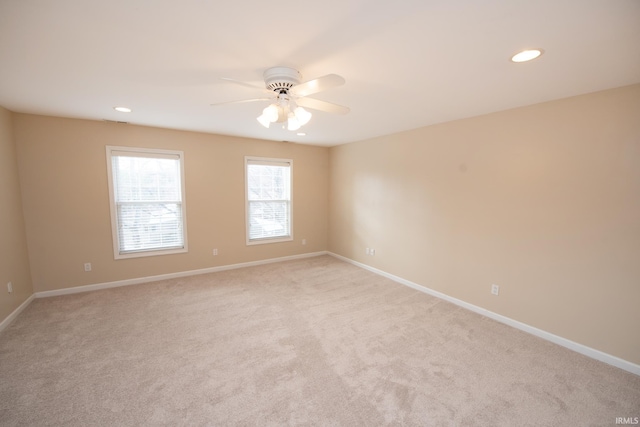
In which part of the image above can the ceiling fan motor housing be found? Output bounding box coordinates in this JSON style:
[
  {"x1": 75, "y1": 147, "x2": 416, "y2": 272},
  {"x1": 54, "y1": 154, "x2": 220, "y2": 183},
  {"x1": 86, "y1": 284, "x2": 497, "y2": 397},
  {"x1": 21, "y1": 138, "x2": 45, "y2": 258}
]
[{"x1": 263, "y1": 66, "x2": 302, "y2": 93}]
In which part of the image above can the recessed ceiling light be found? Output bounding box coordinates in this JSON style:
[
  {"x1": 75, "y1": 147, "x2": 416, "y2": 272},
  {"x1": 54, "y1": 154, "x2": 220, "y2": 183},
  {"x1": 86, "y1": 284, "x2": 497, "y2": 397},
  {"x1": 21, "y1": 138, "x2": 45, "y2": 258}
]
[
  {"x1": 511, "y1": 49, "x2": 544, "y2": 63},
  {"x1": 296, "y1": 132, "x2": 306, "y2": 136},
  {"x1": 113, "y1": 106, "x2": 132, "y2": 113}
]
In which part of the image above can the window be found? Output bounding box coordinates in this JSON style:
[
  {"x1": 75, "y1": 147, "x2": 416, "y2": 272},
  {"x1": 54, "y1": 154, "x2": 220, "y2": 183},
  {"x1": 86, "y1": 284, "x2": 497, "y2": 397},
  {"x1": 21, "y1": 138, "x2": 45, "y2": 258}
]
[
  {"x1": 106, "y1": 146, "x2": 187, "y2": 259},
  {"x1": 245, "y1": 156, "x2": 292, "y2": 245}
]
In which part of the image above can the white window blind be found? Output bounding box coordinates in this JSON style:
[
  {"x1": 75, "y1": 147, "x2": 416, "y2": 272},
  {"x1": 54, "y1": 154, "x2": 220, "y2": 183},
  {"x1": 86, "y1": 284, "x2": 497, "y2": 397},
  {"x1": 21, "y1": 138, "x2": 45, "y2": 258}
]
[
  {"x1": 245, "y1": 157, "x2": 292, "y2": 244},
  {"x1": 107, "y1": 147, "x2": 187, "y2": 258}
]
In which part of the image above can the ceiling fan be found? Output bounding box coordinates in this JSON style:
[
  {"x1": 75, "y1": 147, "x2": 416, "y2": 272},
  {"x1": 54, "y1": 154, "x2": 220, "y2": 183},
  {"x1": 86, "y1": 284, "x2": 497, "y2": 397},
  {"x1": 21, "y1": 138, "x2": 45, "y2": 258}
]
[{"x1": 212, "y1": 66, "x2": 350, "y2": 131}]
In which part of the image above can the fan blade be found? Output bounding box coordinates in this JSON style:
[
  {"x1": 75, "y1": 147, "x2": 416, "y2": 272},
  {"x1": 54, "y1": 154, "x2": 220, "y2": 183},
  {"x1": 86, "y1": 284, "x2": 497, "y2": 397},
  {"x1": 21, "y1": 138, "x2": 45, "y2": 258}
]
[
  {"x1": 290, "y1": 74, "x2": 345, "y2": 97},
  {"x1": 296, "y1": 97, "x2": 350, "y2": 115},
  {"x1": 210, "y1": 98, "x2": 272, "y2": 107},
  {"x1": 219, "y1": 77, "x2": 272, "y2": 95}
]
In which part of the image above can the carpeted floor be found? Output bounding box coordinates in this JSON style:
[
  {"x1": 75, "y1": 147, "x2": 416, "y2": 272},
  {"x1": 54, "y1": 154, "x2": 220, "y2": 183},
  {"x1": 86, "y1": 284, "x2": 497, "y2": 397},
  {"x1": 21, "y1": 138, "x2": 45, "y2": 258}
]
[{"x1": 0, "y1": 255, "x2": 638, "y2": 426}]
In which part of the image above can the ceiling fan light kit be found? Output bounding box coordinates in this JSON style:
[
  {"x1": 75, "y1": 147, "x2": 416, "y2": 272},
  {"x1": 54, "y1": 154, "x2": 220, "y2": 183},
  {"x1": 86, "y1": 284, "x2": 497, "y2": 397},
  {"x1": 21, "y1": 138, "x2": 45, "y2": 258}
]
[
  {"x1": 256, "y1": 91, "x2": 312, "y2": 131},
  {"x1": 217, "y1": 66, "x2": 349, "y2": 132}
]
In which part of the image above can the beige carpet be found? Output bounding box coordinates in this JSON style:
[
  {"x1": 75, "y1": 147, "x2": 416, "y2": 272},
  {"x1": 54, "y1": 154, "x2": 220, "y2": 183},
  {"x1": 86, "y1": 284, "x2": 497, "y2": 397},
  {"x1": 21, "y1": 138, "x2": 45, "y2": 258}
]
[{"x1": 0, "y1": 255, "x2": 638, "y2": 426}]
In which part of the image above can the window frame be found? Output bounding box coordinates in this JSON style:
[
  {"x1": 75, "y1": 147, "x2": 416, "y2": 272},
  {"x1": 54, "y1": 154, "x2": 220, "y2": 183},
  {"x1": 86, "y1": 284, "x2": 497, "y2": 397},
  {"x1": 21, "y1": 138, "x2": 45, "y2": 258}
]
[
  {"x1": 106, "y1": 145, "x2": 188, "y2": 259},
  {"x1": 245, "y1": 156, "x2": 293, "y2": 246}
]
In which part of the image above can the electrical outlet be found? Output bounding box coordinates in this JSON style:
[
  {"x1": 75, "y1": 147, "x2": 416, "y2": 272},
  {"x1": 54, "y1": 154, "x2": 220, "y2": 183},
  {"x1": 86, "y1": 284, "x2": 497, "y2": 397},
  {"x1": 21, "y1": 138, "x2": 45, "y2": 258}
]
[
  {"x1": 491, "y1": 284, "x2": 499, "y2": 295},
  {"x1": 7, "y1": 282, "x2": 12, "y2": 293},
  {"x1": 213, "y1": 248, "x2": 218, "y2": 256},
  {"x1": 365, "y1": 248, "x2": 370, "y2": 255},
  {"x1": 370, "y1": 248, "x2": 376, "y2": 255},
  {"x1": 84, "y1": 263, "x2": 92, "y2": 272},
  {"x1": 301, "y1": 239, "x2": 306, "y2": 245}
]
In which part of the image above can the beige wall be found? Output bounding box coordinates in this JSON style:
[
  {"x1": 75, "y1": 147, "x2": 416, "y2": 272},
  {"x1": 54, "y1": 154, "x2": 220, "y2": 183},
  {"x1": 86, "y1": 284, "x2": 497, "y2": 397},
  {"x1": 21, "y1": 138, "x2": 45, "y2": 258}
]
[
  {"x1": 329, "y1": 84, "x2": 640, "y2": 364},
  {"x1": 13, "y1": 115, "x2": 329, "y2": 292},
  {"x1": 0, "y1": 107, "x2": 33, "y2": 322},
  {"x1": 4, "y1": 84, "x2": 640, "y2": 365}
]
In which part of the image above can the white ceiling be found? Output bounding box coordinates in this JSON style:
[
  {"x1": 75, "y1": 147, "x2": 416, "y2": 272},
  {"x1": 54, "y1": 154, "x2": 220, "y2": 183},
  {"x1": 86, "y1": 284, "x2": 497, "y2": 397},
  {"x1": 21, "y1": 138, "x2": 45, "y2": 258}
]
[{"x1": 1, "y1": 0, "x2": 639, "y2": 147}]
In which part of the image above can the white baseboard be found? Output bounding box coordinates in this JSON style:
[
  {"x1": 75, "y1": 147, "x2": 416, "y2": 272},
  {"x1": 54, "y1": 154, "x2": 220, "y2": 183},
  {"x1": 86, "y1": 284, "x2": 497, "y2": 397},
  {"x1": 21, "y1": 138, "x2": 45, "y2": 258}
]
[
  {"x1": 35, "y1": 251, "x2": 328, "y2": 298},
  {"x1": 328, "y1": 252, "x2": 640, "y2": 377},
  {"x1": 0, "y1": 294, "x2": 35, "y2": 334}
]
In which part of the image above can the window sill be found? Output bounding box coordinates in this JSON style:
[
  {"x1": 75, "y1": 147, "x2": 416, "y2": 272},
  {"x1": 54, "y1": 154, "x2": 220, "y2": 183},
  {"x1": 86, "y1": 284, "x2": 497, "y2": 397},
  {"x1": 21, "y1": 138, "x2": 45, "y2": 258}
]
[
  {"x1": 114, "y1": 246, "x2": 188, "y2": 260},
  {"x1": 246, "y1": 236, "x2": 293, "y2": 246}
]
